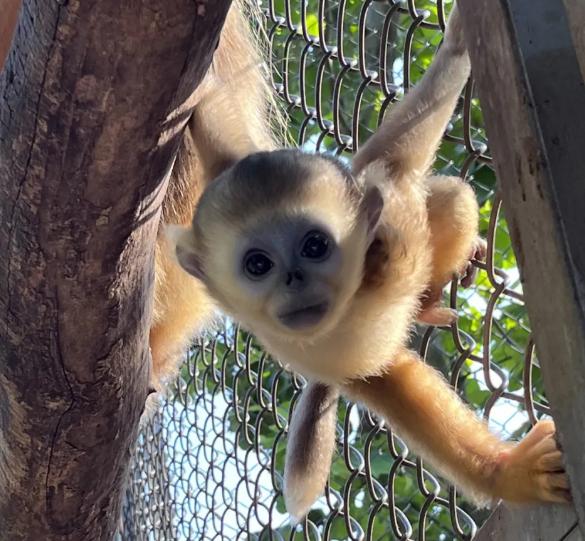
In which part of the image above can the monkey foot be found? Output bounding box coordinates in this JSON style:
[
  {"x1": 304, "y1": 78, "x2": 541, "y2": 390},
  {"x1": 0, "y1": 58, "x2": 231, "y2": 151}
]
[
  {"x1": 417, "y1": 304, "x2": 458, "y2": 326},
  {"x1": 460, "y1": 237, "x2": 487, "y2": 288},
  {"x1": 495, "y1": 420, "x2": 571, "y2": 504}
]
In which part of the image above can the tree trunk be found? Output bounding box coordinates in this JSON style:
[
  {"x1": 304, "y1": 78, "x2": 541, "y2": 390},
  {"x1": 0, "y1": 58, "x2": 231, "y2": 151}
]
[{"x1": 0, "y1": 0, "x2": 232, "y2": 539}]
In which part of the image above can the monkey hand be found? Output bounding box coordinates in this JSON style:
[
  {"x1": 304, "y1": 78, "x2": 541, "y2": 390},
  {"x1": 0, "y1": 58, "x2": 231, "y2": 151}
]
[
  {"x1": 460, "y1": 237, "x2": 487, "y2": 288},
  {"x1": 493, "y1": 420, "x2": 571, "y2": 504}
]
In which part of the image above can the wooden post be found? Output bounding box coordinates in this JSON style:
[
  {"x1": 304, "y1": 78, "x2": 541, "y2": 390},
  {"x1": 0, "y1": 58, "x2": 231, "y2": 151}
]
[
  {"x1": 0, "y1": 0, "x2": 232, "y2": 538},
  {"x1": 458, "y1": 0, "x2": 585, "y2": 536},
  {"x1": 475, "y1": 503, "x2": 581, "y2": 541}
]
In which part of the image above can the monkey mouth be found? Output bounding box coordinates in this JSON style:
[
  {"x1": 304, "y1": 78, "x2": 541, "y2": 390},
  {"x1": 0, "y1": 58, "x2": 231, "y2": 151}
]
[{"x1": 278, "y1": 301, "x2": 329, "y2": 330}]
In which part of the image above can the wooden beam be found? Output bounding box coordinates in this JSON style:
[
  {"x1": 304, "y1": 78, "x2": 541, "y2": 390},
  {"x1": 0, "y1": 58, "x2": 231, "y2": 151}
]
[
  {"x1": 475, "y1": 503, "x2": 581, "y2": 541},
  {"x1": 458, "y1": 0, "x2": 585, "y2": 535},
  {"x1": 0, "y1": 0, "x2": 232, "y2": 538}
]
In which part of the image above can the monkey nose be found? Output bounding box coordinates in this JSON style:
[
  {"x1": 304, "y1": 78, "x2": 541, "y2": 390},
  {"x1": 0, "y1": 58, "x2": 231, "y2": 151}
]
[{"x1": 285, "y1": 269, "x2": 305, "y2": 288}]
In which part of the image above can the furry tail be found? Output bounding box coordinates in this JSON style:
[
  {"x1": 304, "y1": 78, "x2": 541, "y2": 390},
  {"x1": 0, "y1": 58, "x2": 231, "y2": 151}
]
[{"x1": 284, "y1": 381, "x2": 339, "y2": 522}]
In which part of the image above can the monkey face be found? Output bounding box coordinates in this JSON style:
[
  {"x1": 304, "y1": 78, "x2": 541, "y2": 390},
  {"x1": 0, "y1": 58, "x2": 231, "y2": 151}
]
[
  {"x1": 174, "y1": 150, "x2": 384, "y2": 342},
  {"x1": 234, "y1": 214, "x2": 345, "y2": 335},
  {"x1": 201, "y1": 204, "x2": 371, "y2": 342},
  {"x1": 189, "y1": 194, "x2": 369, "y2": 342}
]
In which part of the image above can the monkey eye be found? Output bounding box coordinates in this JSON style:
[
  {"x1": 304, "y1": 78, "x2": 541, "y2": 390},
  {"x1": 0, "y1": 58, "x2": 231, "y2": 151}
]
[
  {"x1": 300, "y1": 230, "x2": 331, "y2": 261},
  {"x1": 243, "y1": 250, "x2": 274, "y2": 279}
]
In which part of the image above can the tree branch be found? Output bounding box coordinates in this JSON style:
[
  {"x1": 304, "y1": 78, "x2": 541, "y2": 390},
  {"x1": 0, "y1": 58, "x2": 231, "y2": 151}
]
[{"x1": 0, "y1": 0, "x2": 232, "y2": 538}]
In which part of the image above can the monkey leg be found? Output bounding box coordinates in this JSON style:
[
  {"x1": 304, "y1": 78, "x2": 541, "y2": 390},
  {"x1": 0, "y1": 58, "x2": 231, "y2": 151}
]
[
  {"x1": 149, "y1": 0, "x2": 279, "y2": 393},
  {"x1": 419, "y1": 175, "x2": 486, "y2": 325},
  {"x1": 283, "y1": 382, "x2": 339, "y2": 522},
  {"x1": 142, "y1": 240, "x2": 215, "y2": 422},
  {"x1": 150, "y1": 242, "x2": 215, "y2": 390},
  {"x1": 427, "y1": 175, "x2": 481, "y2": 286},
  {"x1": 343, "y1": 349, "x2": 570, "y2": 505}
]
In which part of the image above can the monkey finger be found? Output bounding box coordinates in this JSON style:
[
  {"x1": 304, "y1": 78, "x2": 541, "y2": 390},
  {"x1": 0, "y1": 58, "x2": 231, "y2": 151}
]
[
  {"x1": 460, "y1": 239, "x2": 488, "y2": 288},
  {"x1": 538, "y1": 472, "x2": 572, "y2": 503},
  {"x1": 538, "y1": 450, "x2": 565, "y2": 472},
  {"x1": 460, "y1": 262, "x2": 477, "y2": 288},
  {"x1": 472, "y1": 238, "x2": 487, "y2": 263},
  {"x1": 519, "y1": 420, "x2": 556, "y2": 450},
  {"x1": 554, "y1": 488, "x2": 573, "y2": 504},
  {"x1": 539, "y1": 487, "x2": 572, "y2": 505},
  {"x1": 520, "y1": 439, "x2": 559, "y2": 470},
  {"x1": 417, "y1": 305, "x2": 458, "y2": 326},
  {"x1": 546, "y1": 472, "x2": 571, "y2": 491},
  {"x1": 528, "y1": 432, "x2": 561, "y2": 457}
]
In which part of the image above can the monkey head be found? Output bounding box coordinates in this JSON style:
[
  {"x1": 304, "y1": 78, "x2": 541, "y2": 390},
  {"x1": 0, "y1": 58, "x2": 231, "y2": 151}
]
[{"x1": 169, "y1": 149, "x2": 383, "y2": 342}]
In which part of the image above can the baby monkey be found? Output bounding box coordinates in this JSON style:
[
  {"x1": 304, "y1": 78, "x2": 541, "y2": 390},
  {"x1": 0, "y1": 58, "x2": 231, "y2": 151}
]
[{"x1": 169, "y1": 4, "x2": 570, "y2": 521}]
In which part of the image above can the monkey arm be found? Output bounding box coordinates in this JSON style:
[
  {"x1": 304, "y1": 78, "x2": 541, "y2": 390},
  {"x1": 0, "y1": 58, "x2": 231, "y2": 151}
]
[
  {"x1": 342, "y1": 349, "x2": 570, "y2": 504},
  {"x1": 189, "y1": 1, "x2": 278, "y2": 183},
  {"x1": 418, "y1": 175, "x2": 485, "y2": 325},
  {"x1": 161, "y1": 1, "x2": 279, "y2": 229},
  {"x1": 352, "y1": 4, "x2": 470, "y2": 179},
  {"x1": 284, "y1": 381, "x2": 339, "y2": 522}
]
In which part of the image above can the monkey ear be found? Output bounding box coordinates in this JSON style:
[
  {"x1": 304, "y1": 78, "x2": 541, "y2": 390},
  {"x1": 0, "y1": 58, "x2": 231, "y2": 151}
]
[
  {"x1": 164, "y1": 225, "x2": 205, "y2": 280},
  {"x1": 176, "y1": 244, "x2": 205, "y2": 281},
  {"x1": 360, "y1": 185, "x2": 384, "y2": 236}
]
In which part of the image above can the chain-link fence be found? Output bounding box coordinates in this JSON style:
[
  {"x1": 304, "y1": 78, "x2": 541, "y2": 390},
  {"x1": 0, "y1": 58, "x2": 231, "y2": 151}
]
[{"x1": 120, "y1": 1, "x2": 551, "y2": 539}]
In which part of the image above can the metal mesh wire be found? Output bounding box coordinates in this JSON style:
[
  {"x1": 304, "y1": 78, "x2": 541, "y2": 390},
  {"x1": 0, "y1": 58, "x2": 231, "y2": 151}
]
[{"x1": 120, "y1": 1, "x2": 551, "y2": 539}]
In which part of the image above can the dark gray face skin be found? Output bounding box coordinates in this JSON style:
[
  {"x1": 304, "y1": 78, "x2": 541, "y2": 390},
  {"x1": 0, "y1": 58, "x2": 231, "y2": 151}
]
[{"x1": 235, "y1": 216, "x2": 342, "y2": 331}]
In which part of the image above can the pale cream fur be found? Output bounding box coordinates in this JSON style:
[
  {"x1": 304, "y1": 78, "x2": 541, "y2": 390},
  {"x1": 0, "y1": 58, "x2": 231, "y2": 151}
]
[{"x1": 256, "y1": 162, "x2": 431, "y2": 384}]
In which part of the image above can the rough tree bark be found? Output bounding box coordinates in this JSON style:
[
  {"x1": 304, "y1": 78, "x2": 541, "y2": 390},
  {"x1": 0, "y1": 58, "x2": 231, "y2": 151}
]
[{"x1": 0, "y1": 0, "x2": 232, "y2": 539}]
